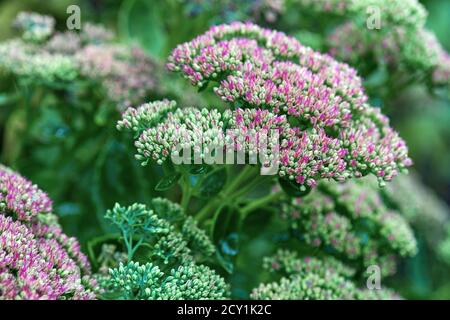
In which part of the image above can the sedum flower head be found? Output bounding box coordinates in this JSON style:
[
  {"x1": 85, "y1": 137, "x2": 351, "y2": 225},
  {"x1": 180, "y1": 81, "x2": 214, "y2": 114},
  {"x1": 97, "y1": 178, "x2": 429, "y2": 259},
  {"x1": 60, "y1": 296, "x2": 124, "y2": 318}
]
[
  {"x1": 13, "y1": 12, "x2": 55, "y2": 42},
  {"x1": 251, "y1": 273, "x2": 355, "y2": 299},
  {"x1": 133, "y1": 106, "x2": 231, "y2": 165},
  {"x1": 0, "y1": 12, "x2": 162, "y2": 110},
  {"x1": 383, "y1": 173, "x2": 450, "y2": 253},
  {"x1": 0, "y1": 40, "x2": 78, "y2": 82},
  {"x1": 150, "y1": 22, "x2": 411, "y2": 188},
  {"x1": 0, "y1": 164, "x2": 52, "y2": 221},
  {"x1": 327, "y1": 22, "x2": 448, "y2": 81},
  {"x1": 251, "y1": 249, "x2": 401, "y2": 300},
  {"x1": 320, "y1": 0, "x2": 449, "y2": 93},
  {"x1": 81, "y1": 23, "x2": 115, "y2": 44},
  {"x1": 0, "y1": 165, "x2": 96, "y2": 300},
  {"x1": 182, "y1": 216, "x2": 216, "y2": 257},
  {"x1": 76, "y1": 44, "x2": 161, "y2": 110},
  {"x1": 351, "y1": 0, "x2": 426, "y2": 28},
  {"x1": 45, "y1": 31, "x2": 81, "y2": 55},
  {"x1": 294, "y1": 0, "x2": 426, "y2": 29},
  {"x1": 264, "y1": 249, "x2": 356, "y2": 278},
  {"x1": 279, "y1": 177, "x2": 417, "y2": 275},
  {"x1": 118, "y1": 23, "x2": 411, "y2": 187},
  {"x1": 117, "y1": 99, "x2": 177, "y2": 133}
]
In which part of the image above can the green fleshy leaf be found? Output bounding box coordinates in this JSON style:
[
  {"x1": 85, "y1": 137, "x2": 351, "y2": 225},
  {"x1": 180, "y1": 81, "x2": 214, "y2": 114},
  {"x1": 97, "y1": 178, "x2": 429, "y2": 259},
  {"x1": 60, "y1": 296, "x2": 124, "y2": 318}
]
[
  {"x1": 198, "y1": 167, "x2": 227, "y2": 198},
  {"x1": 155, "y1": 172, "x2": 181, "y2": 191},
  {"x1": 212, "y1": 206, "x2": 240, "y2": 274}
]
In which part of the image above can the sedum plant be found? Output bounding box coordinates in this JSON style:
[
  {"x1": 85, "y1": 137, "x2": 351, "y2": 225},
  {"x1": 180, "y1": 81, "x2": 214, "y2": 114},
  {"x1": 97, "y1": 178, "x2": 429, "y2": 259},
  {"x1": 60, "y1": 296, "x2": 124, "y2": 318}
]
[
  {"x1": 0, "y1": 165, "x2": 97, "y2": 299},
  {"x1": 251, "y1": 250, "x2": 401, "y2": 299},
  {"x1": 0, "y1": 3, "x2": 447, "y2": 300},
  {"x1": 0, "y1": 12, "x2": 161, "y2": 110},
  {"x1": 178, "y1": 0, "x2": 449, "y2": 97},
  {"x1": 113, "y1": 22, "x2": 419, "y2": 299},
  {"x1": 290, "y1": 0, "x2": 449, "y2": 95},
  {"x1": 122, "y1": 22, "x2": 412, "y2": 191},
  {"x1": 278, "y1": 179, "x2": 417, "y2": 276}
]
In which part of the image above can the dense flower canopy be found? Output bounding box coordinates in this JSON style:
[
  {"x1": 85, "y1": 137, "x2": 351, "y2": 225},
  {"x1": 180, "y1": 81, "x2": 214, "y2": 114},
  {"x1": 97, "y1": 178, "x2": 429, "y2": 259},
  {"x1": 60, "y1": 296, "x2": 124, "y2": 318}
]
[
  {"x1": 120, "y1": 22, "x2": 412, "y2": 190},
  {"x1": 0, "y1": 165, "x2": 96, "y2": 299}
]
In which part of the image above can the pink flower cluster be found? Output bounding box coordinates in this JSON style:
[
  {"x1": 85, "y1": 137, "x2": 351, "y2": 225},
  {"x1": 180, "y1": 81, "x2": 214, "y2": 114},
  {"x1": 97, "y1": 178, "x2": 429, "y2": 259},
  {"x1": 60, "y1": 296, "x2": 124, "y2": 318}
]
[
  {"x1": 433, "y1": 48, "x2": 450, "y2": 88},
  {"x1": 0, "y1": 166, "x2": 52, "y2": 221},
  {"x1": 0, "y1": 165, "x2": 96, "y2": 300},
  {"x1": 76, "y1": 44, "x2": 160, "y2": 110},
  {"x1": 167, "y1": 22, "x2": 412, "y2": 187},
  {"x1": 328, "y1": 21, "x2": 448, "y2": 79}
]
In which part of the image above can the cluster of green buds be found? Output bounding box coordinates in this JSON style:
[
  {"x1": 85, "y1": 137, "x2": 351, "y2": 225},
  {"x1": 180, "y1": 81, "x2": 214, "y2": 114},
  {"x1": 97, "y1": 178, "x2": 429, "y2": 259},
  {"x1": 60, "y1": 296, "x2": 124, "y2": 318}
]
[
  {"x1": 251, "y1": 249, "x2": 400, "y2": 300},
  {"x1": 383, "y1": 173, "x2": 450, "y2": 254},
  {"x1": 108, "y1": 261, "x2": 228, "y2": 300},
  {"x1": 104, "y1": 198, "x2": 215, "y2": 263},
  {"x1": 101, "y1": 198, "x2": 226, "y2": 299},
  {"x1": 13, "y1": 11, "x2": 55, "y2": 42},
  {"x1": 279, "y1": 177, "x2": 417, "y2": 276},
  {"x1": 294, "y1": 0, "x2": 427, "y2": 29}
]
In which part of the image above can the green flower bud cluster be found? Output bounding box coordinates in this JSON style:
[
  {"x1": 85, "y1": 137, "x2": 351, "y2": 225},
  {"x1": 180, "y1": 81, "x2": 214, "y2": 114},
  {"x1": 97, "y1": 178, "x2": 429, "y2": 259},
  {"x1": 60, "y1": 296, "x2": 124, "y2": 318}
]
[
  {"x1": 383, "y1": 173, "x2": 450, "y2": 255},
  {"x1": 280, "y1": 178, "x2": 417, "y2": 276},
  {"x1": 251, "y1": 271, "x2": 356, "y2": 299},
  {"x1": 315, "y1": 0, "x2": 449, "y2": 91},
  {"x1": 102, "y1": 198, "x2": 224, "y2": 299},
  {"x1": 0, "y1": 12, "x2": 161, "y2": 109},
  {"x1": 294, "y1": 0, "x2": 427, "y2": 29},
  {"x1": 251, "y1": 250, "x2": 401, "y2": 300},
  {"x1": 108, "y1": 261, "x2": 228, "y2": 300},
  {"x1": 263, "y1": 249, "x2": 356, "y2": 278},
  {"x1": 117, "y1": 100, "x2": 178, "y2": 134},
  {"x1": 0, "y1": 39, "x2": 78, "y2": 82},
  {"x1": 321, "y1": 179, "x2": 418, "y2": 257},
  {"x1": 182, "y1": 216, "x2": 216, "y2": 257},
  {"x1": 13, "y1": 12, "x2": 55, "y2": 42},
  {"x1": 327, "y1": 22, "x2": 446, "y2": 81},
  {"x1": 96, "y1": 244, "x2": 128, "y2": 275},
  {"x1": 131, "y1": 104, "x2": 232, "y2": 165},
  {"x1": 105, "y1": 198, "x2": 216, "y2": 263}
]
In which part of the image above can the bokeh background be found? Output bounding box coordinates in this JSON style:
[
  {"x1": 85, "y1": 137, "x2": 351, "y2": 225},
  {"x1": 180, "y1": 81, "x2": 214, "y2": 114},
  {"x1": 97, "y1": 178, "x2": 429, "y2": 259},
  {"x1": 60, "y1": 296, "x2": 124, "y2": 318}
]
[{"x1": 0, "y1": 0, "x2": 449, "y2": 299}]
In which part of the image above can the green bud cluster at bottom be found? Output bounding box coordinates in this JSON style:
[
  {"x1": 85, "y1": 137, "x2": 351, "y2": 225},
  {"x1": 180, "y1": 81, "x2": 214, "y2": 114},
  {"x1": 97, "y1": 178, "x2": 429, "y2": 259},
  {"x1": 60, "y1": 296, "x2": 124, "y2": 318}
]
[{"x1": 108, "y1": 261, "x2": 229, "y2": 300}]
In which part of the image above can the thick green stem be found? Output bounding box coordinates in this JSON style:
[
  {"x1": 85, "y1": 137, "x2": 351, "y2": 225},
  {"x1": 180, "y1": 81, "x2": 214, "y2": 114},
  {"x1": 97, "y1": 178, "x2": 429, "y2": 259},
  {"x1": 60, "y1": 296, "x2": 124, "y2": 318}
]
[
  {"x1": 240, "y1": 191, "x2": 284, "y2": 218},
  {"x1": 227, "y1": 175, "x2": 272, "y2": 200},
  {"x1": 180, "y1": 174, "x2": 192, "y2": 212},
  {"x1": 195, "y1": 166, "x2": 265, "y2": 223},
  {"x1": 195, "y1": 166, "x2": 257, "y2": 221},
  {"x1": 224, "y1": 165, "x2": 257, "y2": 193}
]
